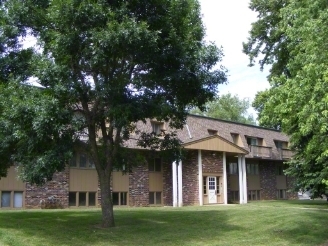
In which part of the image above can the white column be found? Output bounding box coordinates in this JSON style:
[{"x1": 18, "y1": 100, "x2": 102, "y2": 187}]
[
  {"x1": 178, "y1": 160, "x2": 183, "y2": 207},
  {"x1": 238, "y1": 154, "x2": 244, "y2": 204},
  {"x1": 242, "y1": 155, "x2": 247, "y2": 204},
  {"x1": 223, "y1": 152, "x2": 228, "y2": 205},
  {"x1": 172, "y1": 161, "x2": 177, "y2": 207},
  {"x1": 198, "y1": 150, "x2": 203, "y2": 206}
]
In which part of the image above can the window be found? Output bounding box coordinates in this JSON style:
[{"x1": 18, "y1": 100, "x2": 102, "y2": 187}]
[
  {"x1": 247, "y1": 137, "x2": 258, "y2": 146},
  {"x1": 216, "y1": 177, "x2": 220, "y2": 194},
  {"x1": 203, "y1": 176, "x2": 207, "y2": 195},
  {"x1": 277, "y1": 189, "x2": 286, "y2": 199},
  {"x1": 1, "y1": 191, "x2": 23, "y2": 208},
  {"x1": 229, "y1": 163, "x2": 238, "y2": 175},
  {"x1": 89, "y1": 192, "x2": 96, "y2": 206},
  {"x1": 151, "y1": 122, "x2": 164, "y2": 135},
  {"x1": 276, "y1": 164, "x2": 284, "y2": 175},
  {"x1": 208, "y1": 129, "x2": 218, "y2": 135},
  {"x1": 112, "y1": 192, "x2": 128, "y2": 205},
  {"x1": 79, "y1": 192, "x2": 86, "y2": 206},
  {"x1": 69, "y1": 192, "x2": 97, "y2": 206},
  {"x1": 275, "y1": 141, "x2": 283, "y2": 149},
  {"x1": 230, "y1": 191, "x2": 239, "y2": 201},
  {"x1": 69, "y1": 153, "x2": 95, "y2": 169},
  {"x1": 14, "y1": 192, "x2": 23, "y2": 208},
  {"x1": 149, "y1": 192, "x2": 162, "y2": 205},
  {"x1": 1, "y1": 191, "x2": 11, "y2": 207},
  {"x1": 246, "y1": 163, "x2": 259, "y2": 175},
  {"x1": 248, "y1": 190, "x2": 260, "y2": 200},
  {"x1": 149, "y1": 158, "x2": 161, "y2": 172}
]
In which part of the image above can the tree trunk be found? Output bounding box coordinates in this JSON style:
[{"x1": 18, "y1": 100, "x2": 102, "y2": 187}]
[{"x1": 99, "y1": 172, "x2": 115, "y2": 227}]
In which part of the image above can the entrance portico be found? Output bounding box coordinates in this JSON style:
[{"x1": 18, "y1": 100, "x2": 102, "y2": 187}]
[{"x1": 172, "y1": 135, "x2": 248, "y2": 207}]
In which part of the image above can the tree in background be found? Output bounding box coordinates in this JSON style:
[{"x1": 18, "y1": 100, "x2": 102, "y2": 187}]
[
  {"x1": 0, "y1": 0, "x2": 227, "y2": 227},
  {"x1": 190, "y1": 93, "x2": 256, "y2": 125},
  {"x1": 244, "y1": 0, "x2": 328, "y2": 197}
]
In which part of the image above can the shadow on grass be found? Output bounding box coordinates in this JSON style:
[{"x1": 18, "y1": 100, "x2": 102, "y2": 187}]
[{"x1": 0, "y1": 208, "x2": 238, "y2": 246}]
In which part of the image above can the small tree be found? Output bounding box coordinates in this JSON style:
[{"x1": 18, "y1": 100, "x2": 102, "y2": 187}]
[
  {"x1": 0, "y1": 0, "x2": 227, "y2": 227},
  {"x1": 190, "y1": 93, "x2": 256, "y2": 125}
]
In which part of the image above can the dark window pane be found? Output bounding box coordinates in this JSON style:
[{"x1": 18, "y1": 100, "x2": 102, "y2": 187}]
[
  {"x1": 156, "y1": 192, "x2": 161, "y2": 204},
  {"x1": 112, "y1": 192, "x2": 119, "y2": 205},
  {"x1": 154, "y1": 158, "x2": 161, "y2": 172},
  {"x1": 69, "y1": 192, "x2": 76, "y2": 206},
  {"x1": 79, "y1": 192, "x2": 86, "y2": 206},
  {"x1": 149, "y1": 192, "x2": 154, "y2": 204},
  {"x1": 88, "y1": 158, "x2": 95, "y2": 169},
  {"x1": 70, "y1": 155, "x2": 77, "y2": 167},
  {"x1": 120, "y1": 192, "x2": 127, "y2": 205},
  {"x1": 148, "y1": 160, "x2": 154, "y2": 172},
  {"x1": 80, "y1": 154, "x2": 87, "y2": 168},
  {"x1": 1, "y1": 191, "x2": 11, "y2": 207},
  {"x1": 89, "y1": 192, "x2": 96, "y2": 206}
]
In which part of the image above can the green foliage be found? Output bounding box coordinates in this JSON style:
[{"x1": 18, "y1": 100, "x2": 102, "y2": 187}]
[
  {"x1": 245, "y1": 0, "x2": 328, "y2": 196},
  {"x1": 0, "y1": 0, "x2": 227, "y2": 226},
  {"x1": 190, "y1": 93, "x2": 256, "y2": 125}
]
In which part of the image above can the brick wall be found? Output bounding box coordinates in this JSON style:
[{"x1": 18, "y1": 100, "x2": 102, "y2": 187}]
[
  {"x1": 202, "y1": 150, "x2": 223, "y2": 173},
  {"x1": 129, "y1": 165, "x2": 149, "y2": 206},
  {"x1": 25, "y1": 167, "x2": 69, "y2": 208},
  {"x1": 259, "y1": 161, "x2": 276, "y2": 200},
  {"x1": 182, "y1": 150, "x2": 199, "y2": 205},
  {"x1": 163, "y1": 160, "x2": 172, "y2": 206}
]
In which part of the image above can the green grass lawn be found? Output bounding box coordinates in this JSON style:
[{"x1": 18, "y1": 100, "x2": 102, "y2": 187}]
[{"x1": 0, "y1": 200, "x2": 327, "y2": 246}]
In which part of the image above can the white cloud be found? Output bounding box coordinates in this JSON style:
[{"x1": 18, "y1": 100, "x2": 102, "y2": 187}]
[{"x1": 199, "y1": 0, "x2": 270, "y2": 116}]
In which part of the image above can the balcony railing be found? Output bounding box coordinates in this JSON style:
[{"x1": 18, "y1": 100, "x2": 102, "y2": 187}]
[
  {"x1": 278, "y1": 148, "x2": 293, "y2": 159},
  {"x1": 249, "y1": 145, "x2": 272, "y2": 158}
]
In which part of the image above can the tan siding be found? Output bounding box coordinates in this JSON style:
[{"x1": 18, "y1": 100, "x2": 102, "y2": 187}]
[
  {"x1": 247, "y1": 175, "x2": 260, "y2": 190},
  {"x1": 229, "y1": 175, "x2": 239, "y2": 190},
  {"x1": 69, "y1": 169, "x2": 98, "y2": 191},
  {"x1": 149, "y1": 173, "x2": 163, "y2": 191},
  {"x1": 112, "y1": 172, "x2": 129, "y2": 191},
  {"x1": 276, "y1": 175, "x2": 287, "y2": 189},
  {"x1": 184, "y1": 137, "x2": 246, "y2": 153},
  {"x1": 0, "y1": 166, "x2": 25, "y2": 190},
  {"x1": 236, "y1": 135, "x2": 244, "y2": 147}
]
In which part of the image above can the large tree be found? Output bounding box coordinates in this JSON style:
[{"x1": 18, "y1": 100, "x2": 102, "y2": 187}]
[
  {"x1": 244, "y1": 0, "x2": 328, "y2": 196},
  {"x1": 0, "y1": 0, "x2": 227, "y2": 227},
  {"x1": 190, "y1": 93, "x2": 256, "y2": 125}
]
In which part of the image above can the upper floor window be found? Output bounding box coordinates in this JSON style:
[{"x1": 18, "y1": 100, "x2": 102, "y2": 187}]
[
  {"x1": 274, "y1": 140, "x2": 288, "y2": 149},
  {"x1": 229, "y1": 163, "x2": 238, "y2": 175},
  {"x1": 246, "y1": 163, "x2": 259, "y2": 175},
  {"x1": 70, "y1": 153, "x2": 95, "y2": 169},
  {"x1": 151, "y1": 121, "x2": 164, "y2": 135},
  {"x1": 149, "y1": 158, "x2": 161, "y2": 172},
  {"x1": 247, "y1": 137, "x2": 258, "y2": 146},
  {"x1": 208, "y1": 129, "x2": 218, "y2": 135}
]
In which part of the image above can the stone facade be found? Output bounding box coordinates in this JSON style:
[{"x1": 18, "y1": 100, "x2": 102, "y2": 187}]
[{"x1": 25, "y1": 167, "x2": 69, "y2": 208}]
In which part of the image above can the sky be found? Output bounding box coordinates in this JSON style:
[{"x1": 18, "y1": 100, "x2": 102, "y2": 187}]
[{"x1": 199, "y1": 0, "x2": 270, "y2": 116}]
